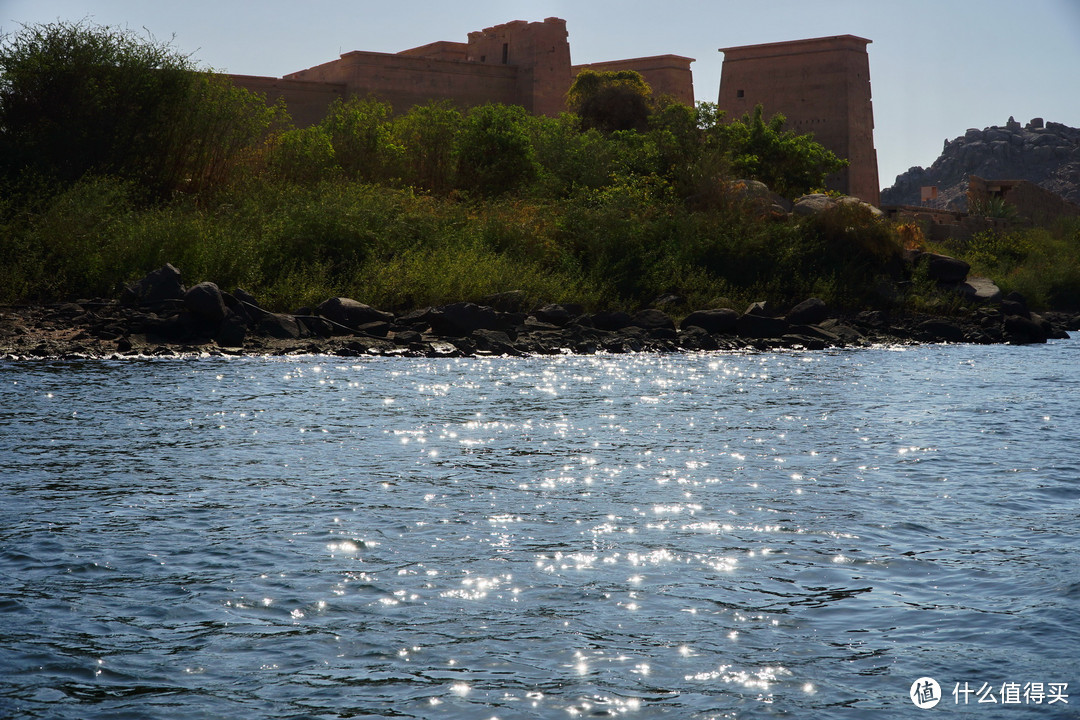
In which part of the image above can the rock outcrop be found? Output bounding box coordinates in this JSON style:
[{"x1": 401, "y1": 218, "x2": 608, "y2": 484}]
[
  {"x1": 793, "y1": 193, "x2": 883, "y2": 218},
  {"x1": 2, "y1": 265, "x2": 1076, "y2": 360},
  {"x1": 882, "y1": 117, "x2": 1080, "y2": 210}
]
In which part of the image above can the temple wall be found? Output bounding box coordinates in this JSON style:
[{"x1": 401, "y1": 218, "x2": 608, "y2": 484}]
[
  {"x1": 284, "y1": 51, "x2": 520, "y2": 114},
  {"x1": 230, "y1": 18, "x2": 697, "y2": 126},
  {"x1": 229, "y1": 75, "x2": 345, "y2": 127},
  {"x1": 719, "y1": 35, "x2": 880, "y2": 204},
  {"x1": 467, "y1": 18, "x2": 571, "y2": 115},
  {"x1": 573, "y1": 55, "x2": 695, "y2": 106}
]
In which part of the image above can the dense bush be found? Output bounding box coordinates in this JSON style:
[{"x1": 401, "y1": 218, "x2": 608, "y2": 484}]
[
  {"x1": 266, "y1": 125, "x2": 336, "y2": 184},
  {"x1": 0, "y1": 21, "x2": 192, "y2": 190},
  {"x1": 391, "y1": 101, "x2": 462, "y2": 193},
  {"x1": 0, "y1": 21, "x2": 280, "y2": 197},
  {"x1": 321, "y1": 96, "x2": 398, "y2": 183},
  {"x1": 567, "y1": 69, "x2": 653, "y2": 133},
  {"x1": 715, "y1": 105, "x2": 849, "y2": 200},
  {"x1": 455, "y1": 103, "x2": 538, "y2": 197}
]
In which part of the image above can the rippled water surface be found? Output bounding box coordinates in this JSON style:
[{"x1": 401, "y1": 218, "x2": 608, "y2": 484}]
[{"x1": 2, "y1": 343, "x2": 1080, "y2": 719}]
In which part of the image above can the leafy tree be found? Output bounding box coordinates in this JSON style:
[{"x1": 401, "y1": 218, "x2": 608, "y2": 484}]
[
  {"x1": 0, "y1": 21, "x2": 193, "y2": 189},
  {"x1": 529, "y1": 113, "x2": 615, "y2": 197},
  {"x1": 168, "y1": 72, "x2": 286, "y2": 193},
  {"x1": 320, "y1": 96, "x2": 399, "y2": 182},
  {"x1": 567, "y1": 69, "x2": 653, "y2": 133},
  {"x1": 0, "y1": 20, "x2": 280, "y2": 197},
  {"x1": 646, "y1": 99, "x2": 716, "y2": 198},
  {"x1": 455, "y1": 103, "x2": 537, "y2": 197},
  {"x1": 267, "y1": 125, "x2": 336, "y2": 184},
  {"x1": 391, "y1": 101, "x2": 462, "y2": 193},
  {"x1": 606, "y1": 129, "x2": 665, "y2": 180},
  {"x1": 718, "y1": 105, "x2": 847, "y2": 199}
]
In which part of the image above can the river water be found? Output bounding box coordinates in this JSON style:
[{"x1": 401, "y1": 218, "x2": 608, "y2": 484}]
[{"x1": 2, "y1": 342, "x2": 1079, "y2": 719}]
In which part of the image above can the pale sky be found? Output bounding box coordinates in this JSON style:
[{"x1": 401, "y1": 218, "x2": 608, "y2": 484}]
[{"x1": 3, "y1": 0, "x2": 1079, "y2": 190}]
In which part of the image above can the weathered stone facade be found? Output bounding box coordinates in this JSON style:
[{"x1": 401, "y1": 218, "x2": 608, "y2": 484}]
[
  {"x1": 968, "y1": 175, "x2": 1080, "y2": 225},
  {"x1": 718, "y1": 35, "x2": 880, "y2": 206},
  {"x1": 226, "y1": 75, "x2": 346, "y2": 128},
  {"x1": 231, "y1": 18, "x2": 694, "y2": 121},
  {"x1": 571, "y1": 55, "x2": 696, "y2": 105}
]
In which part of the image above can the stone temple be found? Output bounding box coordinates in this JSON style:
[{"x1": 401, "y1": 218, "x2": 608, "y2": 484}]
[
  {"x1": 231, "y1": 20, "x2": 880, "y2": 202},
  {"x1": 230, "y1": 18, "x2": 694, "y2": 125}
]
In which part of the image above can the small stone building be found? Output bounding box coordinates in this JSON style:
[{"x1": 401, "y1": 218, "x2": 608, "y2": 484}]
[
  {"x1": 882, "y1": 175, "x2": 1080, "y2": 243},
  {"x1": 968, "y1": 175, "x2": 1080, "y2": 226}
]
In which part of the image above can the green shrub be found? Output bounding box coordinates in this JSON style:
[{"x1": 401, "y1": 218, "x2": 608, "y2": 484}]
[
  {"x1": 943, "y1": 230, "x2": 1034, "y2": 278},
  {"x1": 529, "y1": 114, "x2": 616, "y2": 197},
  {"x1": 456, "y1": 104, "x2": 538, "y2": 197},
  {"x1": 567, "y1": 69, "x2": 652, "y2": 133},
  {"x1": 391, "y1": 101, "x2": 462, "y2": 192},
  {"x1": 17, "y1": 175, "x2": 138, "y2": 298},
  {"x1": 320, "y1": 96, "x2": 400, "y2": 183},
  {"x1": 925, "y1": 223, "x2": 1080, "y2": 309},
  {"x1": 791, "y1": 202, "x2": 903, "y2": 305},
  {"x1": 267, "y1": 126, "x2": 337, "y2": 184},
  {"x1": 169, "y1": 73, "x2": 287, "y2": 194},
  {"x1": 713, "y1": 105, "x2": 848, "y2": 200},
  {"x1": 0, "y1": 21, "x2": 193, "y2": 191},
  {"x1": 0, "y1": 21, "x2": 280, "y2": 198},
  {"x1": 353, "y1": 240, "x2": 598, "y2": 310}
]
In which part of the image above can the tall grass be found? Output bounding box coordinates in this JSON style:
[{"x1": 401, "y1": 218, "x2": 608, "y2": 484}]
[
  {"x1": 0, "y1": 173, "x2": 911, "y2": 312},
  {"x1": 928, "y1": 220, "x2": 1080, "y2": 310}
]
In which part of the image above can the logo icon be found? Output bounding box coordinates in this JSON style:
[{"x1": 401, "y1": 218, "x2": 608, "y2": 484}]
[{"x1": 911, "y1": 677, "x2": 942, "y2": 709}]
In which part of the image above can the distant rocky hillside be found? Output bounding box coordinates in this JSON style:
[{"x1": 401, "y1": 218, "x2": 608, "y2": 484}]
[{"x1": 882, "y1": 117, "x2": 1080, "y2": 210}]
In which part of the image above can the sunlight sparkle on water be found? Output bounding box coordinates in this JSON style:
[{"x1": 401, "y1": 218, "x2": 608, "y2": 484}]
[
  {"x1": 327, "y1": 540, "x2": 360, "y2": 553},
  {"x1": 5, "y1": 347, "x2": 1076, "y2": 718}
]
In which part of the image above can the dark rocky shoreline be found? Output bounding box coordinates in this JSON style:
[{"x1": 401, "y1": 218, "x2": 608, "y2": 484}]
[{"x1": 2, "y1": 264, "x2": 1076, "y2": 361}]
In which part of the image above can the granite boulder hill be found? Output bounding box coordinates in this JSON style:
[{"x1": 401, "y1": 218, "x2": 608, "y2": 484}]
[{"x1": 882, "y1": 117, "x2": 1080, "y2": 210}]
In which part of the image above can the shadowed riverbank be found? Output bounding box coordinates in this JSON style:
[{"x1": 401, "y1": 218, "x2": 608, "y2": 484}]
[{"x1": 2, "y1": 264, "x2": 1076, "y2": 360}]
